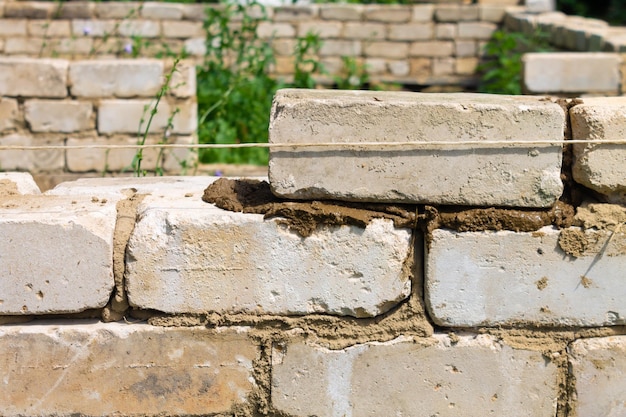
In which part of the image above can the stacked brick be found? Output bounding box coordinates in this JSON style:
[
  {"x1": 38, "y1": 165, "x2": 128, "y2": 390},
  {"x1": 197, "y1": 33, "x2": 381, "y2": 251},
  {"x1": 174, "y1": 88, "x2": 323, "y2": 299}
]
[
  {"x1": 1, "y1": 90, "x2": 625, "y2": 415},
  {"x1": 0, "y1": 57, "x2": 196, "y2": 173},
  {"x1": 0, "y1": 1, "x2": 505, "y2": 84}
]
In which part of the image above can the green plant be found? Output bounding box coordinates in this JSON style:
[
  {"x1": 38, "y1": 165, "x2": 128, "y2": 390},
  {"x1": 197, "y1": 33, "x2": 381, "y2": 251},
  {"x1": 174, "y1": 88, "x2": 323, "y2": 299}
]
[
  {"x1": 478, "y1": 29, "x2": 552, "y2": 95},
  {"x1": 292, "y1": 32, "x2": 325, "y2": 89},
  {"x1": 196, "y1": 0, "x2": 277, "y2": 165},
  {"x1": 334, "y1": 56, "x2": 369, "y2": 90}
]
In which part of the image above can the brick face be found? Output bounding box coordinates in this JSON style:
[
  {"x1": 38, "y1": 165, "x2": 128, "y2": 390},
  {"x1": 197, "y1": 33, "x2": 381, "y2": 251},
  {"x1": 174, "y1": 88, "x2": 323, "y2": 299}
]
[{"x1": 25, "y1": 100, "x2": 93, "y2": 133}]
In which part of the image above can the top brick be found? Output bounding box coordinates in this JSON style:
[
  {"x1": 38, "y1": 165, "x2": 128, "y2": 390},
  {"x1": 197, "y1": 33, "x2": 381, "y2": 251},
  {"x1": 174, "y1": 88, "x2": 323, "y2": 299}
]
[{"x1": 268, "y1": 89, "x2": 565, "y2": 208}]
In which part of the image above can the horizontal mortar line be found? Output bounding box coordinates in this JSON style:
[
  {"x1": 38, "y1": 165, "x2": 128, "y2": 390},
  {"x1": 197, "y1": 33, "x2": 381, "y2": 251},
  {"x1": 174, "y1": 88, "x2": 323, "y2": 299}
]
[
  {"x1": 1, "y1": 139, "x2": 626, "y2": 151},
  {"x1": 160, "y1": 266, "x2": 245, "y2": 271}
]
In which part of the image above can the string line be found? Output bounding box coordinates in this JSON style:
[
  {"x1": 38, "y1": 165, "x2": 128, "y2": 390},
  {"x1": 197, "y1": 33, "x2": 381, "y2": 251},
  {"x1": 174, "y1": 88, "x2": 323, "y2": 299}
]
[{"x1": 0, "y1": 138, "x2": 625, "y2": 151}]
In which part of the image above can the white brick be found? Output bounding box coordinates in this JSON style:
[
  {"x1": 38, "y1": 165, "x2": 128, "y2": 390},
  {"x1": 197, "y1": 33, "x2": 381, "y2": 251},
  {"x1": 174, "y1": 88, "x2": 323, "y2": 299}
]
[
  {"x1": 27, "y1": 20, "x2": 71, "y2": 37},
  {"x1": 126, "y1": 181, "x2": 412, "y2": 318},
  {"x1": 0, "y1": 97, "x2": 18, "y2": 132},
  {"x1": 183, "y1": 37, "x2": 205, "y2": 56},
  {"x1": 0, "y1": 58, "x2": 68, "y2": 98},
  {"x1": 272, "y1": 334, "x2": 558, "y2": 417},
  {"x1": 268, "y1": 89, "x2": 564, "y2": 207},
  {"x1": 169, "y1": 60, "x2": 196, "y2": 98},
  {"x1": 69, "y1": 60, "x2": 164, "y2": 98},
  {"x1": 97, "y1": 99, "x2": 196, "y2": 135},
  {"x1": 426, "y1": 225, "x2": 626, "y2": 327},
  {"x1": 569, "y1": 336, "x2": 626, "y2": 417},
  {"x1": 25, "y1": 100, "x2": 93, "y2": 133},
  {"x1": 523, "y1": 53, "x2": 620, "y2": 94},
  {"x1": 0, "y1": 135, "x2": 65, "y2": 172},
  {"x1": 71, "y1": 19, "x2": 116, "y2": 37},
  {"x1": 570, "y1": 97, "x2": 626, "y2": 203},
  {"x1": 0, "y1": 195, "x2": 116, "y2": 314},
  {"x1": 0, "y1": 323, "x2": 257, "y2": 416},
  {"x1": 0, "y1": 172, "x2": 41, "y2": 195}
]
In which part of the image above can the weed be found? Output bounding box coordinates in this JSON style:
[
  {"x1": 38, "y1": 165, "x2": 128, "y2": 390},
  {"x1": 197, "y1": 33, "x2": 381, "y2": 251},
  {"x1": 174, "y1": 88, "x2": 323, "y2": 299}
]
[
  {"x1": 292, "y1": 32, "x2": 325, "y2": 89},
  {"x1": 335, "y1": 56, "x2": 369, "y2": 90}
]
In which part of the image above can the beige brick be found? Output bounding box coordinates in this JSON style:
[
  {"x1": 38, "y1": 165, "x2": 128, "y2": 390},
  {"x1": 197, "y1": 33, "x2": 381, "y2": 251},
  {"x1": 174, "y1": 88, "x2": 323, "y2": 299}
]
[
  {"x1": 0, "y1": 19, "x2": 27, "y2": 36},
  {"x1": 436, "y1": 23, "x2": 457, "y2": 39},
  {"x1": 319, "y1": 4, "x2": 362, "y2": 21},
  {"x1": 0, "y1": 135, "x2": 65, "y2": 173},
  {"x1": 343, "y1": 22, "x2": 385, "y2": 40},
  {"x1": 169, "y1": 60, "x2": 196, "y2": 98},
  {"x1": 436, "y1": 4, "x2": 479, "y2": 22},
  {"x1": 0, "y1": 97, "x2": 19, "y2": 132},
  {"x1": 364, "y1": 58, "x2": 387, "y2": 74},
  {"x1": 69, "y1": 60, "x2": 164, "y2": 98},
  {"x1": 98, "y1": 99, "x2": 196, "y2": 135},
  {"x1": 272, "y1": 335, "x2": 558, "y2": 417},
  {"x1": 273, "y1": 55, "x2": 295, "y2": 75},
  {"x1": 50, "y1": 37, "x2": 94, "y2": 55},
  {"x1": 412, "y1": 4, "x2": 435, "y2": 22},
  {"x1": 410, "y1": 57, "x2": 431, "y2": 76},
  {"x1": 458, "y1": 21, "x2": 497, "y2": 39},
  {"x1": 28, "y1": 20, "x2": 71, "y2": 37},
  {"x1": 479, "y1": 5, "x2": 508, "y2": 22},
  {"x1": 455, "y1": 40, "x2": 476, "y2": 56},
  {"x1": 570, "y1": 97, "x2": 626, "y2": 202},
  {"x1": 410, "y1": 40, "x2": 454, "y2": 57},
  {"x1": 257, "y1": 22, "x2": 295, "y2": 39},
  {"x1": 274, "y1": 6, "x2": 318, "y2": 22},
  {"x1": 388, "y1": 60, "x2": 410, "y2": 76},
  {"x1": 0, "y1": 58, "x2": 68, "y2": 98},
  {"x1": 25, "y1": 100, "x2": 93, "y2": 133},
  {"x1": 71, "y1": 19, "x2": 116, "y2": 37},
  {"x1": 388, "y1": 23, "x2": 433, "y2": 41},
  {"x1": 433, "y1": 57, "x2": 454, "y2": 75},
  {"x1": 118, "y1": 19, "x2": 161, "y2": 38},
  {"x1": 183, "y1": 37, "x2": 205, "y2": 56},
  {"x1": 298, "y1": 21, "x2": 342, "y2": 38},
  {"x1": 0, "y1": 324, "x2": 258, "y2": 416},
  {"x1": 272, "y1": 38, "x2": 297, "y2": 56},
  {"x1": 364, "y1": 42, "x2": 409, "y2": 59},
  {"x1": 4, "y1": 1, "x2": 54, "y2": 18},
  {"x1": 455, "y1": 56, "x2": 479, "y2": 74},
  {"x1": 268, "y1": 89, "x2": 565, "y2": 207},
  {"x1": 182, "y1": 4, "x2": 209, "y2": 22},
  {"x1": 569, "y1": 337, "x2": 626, "y2": 417},
  {"x1": 319, "y1": 40, "x2": 361, "y2": 57},
  {"x1": 0, "y1": 38, "x2": 4, "y2": 52},
  {"x1": 57, "y1": 2, "x2": 94, "y2": 19},
  {"x1": 65, "y1": 135, "x2": 189, "y2": 172},
  {"x1": 141, "y1": 3, "x2": 184, "y2": 19},
  {"x1": 364, "y1": 5, "x2": 411, "y2": 23},
  {"x1": 4, "y1": 37, "x2": 43, "y2": 54},
  {"x1": 162, "y1": 20, "x2": 203, "y2": 38},
  {"x1": 0, "y1": 2, "x2": 4, "y2": 18},
  {"x1": 95, "y1": 2, "x2": 141, "y2": 19}
]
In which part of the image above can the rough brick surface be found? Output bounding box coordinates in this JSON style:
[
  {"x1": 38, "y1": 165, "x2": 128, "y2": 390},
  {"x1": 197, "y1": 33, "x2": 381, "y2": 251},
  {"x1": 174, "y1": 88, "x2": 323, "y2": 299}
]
[
  {"x1": 0, "y1": 172, "x2": 41, "y2": 195},
  {"x1": 24, "y1": 100, "x2": 93, "y2": 133},
  {"x1": 569, "y1": 336, "x2": 626, "y2": 417},
  {"x1": 97, "y1": 99, "x2": 196, "y2": 135},
  {"x1": 69, "y1": 60, "x2": 164, "y2": 98},
  {"x1": 0, "y1": 19, "x2": 28, "y2": 36},
  {"x1": 570, "y1": 97, "x2": 626, "y2": 203},
  {"x1": 523, "y1": 53, "x2": 621, "y2": 94},
  {"x1": 0, "y1": 195, "x2": 116, "y2": 314},
  {"x1": 125, "y1": 179, "x2": 411, "y2": 318},
  {"x1": 0, "y1": 97, "x2": 18, "y2": 131},
  {"x1": 426, "y1": 225, "x2": 626, "y2": 327},
  {"x1": 272, "y1": 334, "x2": 558, "y2": 417},
  {"x1": 0, "y1": 58, "x2": 67, "y2": 98},
  {"x1": 268, "y1": 89, "x2": 564, "y2": 207},
  {"x1": 0, "y1": 323, "x2": 258, "y2": 416}
]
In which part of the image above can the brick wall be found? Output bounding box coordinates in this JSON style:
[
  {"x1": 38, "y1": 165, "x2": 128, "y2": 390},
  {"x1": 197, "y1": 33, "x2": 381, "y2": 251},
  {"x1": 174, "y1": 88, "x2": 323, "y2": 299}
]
[
  {"x1": 1, "y1": 89, "x2": 625, "y2": 416},
  {"x1": 0, "y1": 1, "x2": 510, "y2": 85},
  {"x1": 0, "y1": 57, "x2": 196, "y2": 173}
]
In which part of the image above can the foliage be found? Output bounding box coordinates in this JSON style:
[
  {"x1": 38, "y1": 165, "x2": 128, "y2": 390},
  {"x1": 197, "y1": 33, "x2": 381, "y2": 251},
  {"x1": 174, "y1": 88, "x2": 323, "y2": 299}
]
[
  {"x1": 293, "y1": 32, "x2": 325, "y2": 90},
  {"x1": 334, "y1": 56, "x2": 369, "y2": 90},
  {"x1": 477, "y1": 29, "x2": 552, "y2": 95},
  {"x1": 557, "y1": 0, "x2": 626, "y2": 25}
]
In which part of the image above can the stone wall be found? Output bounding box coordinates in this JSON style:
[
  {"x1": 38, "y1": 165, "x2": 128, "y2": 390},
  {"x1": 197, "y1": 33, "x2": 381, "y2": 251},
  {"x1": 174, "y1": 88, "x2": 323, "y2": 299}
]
[
  {"x1": 1, "y1": 89, "x2": 625, "y2": 416},
  {"x1": 0, "y1": 57, "x2": 196, "y2": 173},
  {"x1": 0, "y1": 0, "x2": 511, "y2": 86}
]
